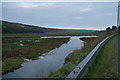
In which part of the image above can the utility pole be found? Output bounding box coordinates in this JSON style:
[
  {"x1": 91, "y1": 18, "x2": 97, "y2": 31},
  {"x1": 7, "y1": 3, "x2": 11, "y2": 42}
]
[{"x1": 117, "y1": 1, "x2": 120, "y2": 29}]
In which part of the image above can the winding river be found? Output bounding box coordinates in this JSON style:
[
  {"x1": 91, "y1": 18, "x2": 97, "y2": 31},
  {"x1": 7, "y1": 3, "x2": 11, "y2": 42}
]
[{"x1": 2, "y1": 36, "x2": 96, "y2": 78}]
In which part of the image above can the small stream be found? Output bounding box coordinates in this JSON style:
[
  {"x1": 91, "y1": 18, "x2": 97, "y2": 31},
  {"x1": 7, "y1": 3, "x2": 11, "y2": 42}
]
[{"x1": 2, "y1": 36, "x2": 96, "y2": 78}]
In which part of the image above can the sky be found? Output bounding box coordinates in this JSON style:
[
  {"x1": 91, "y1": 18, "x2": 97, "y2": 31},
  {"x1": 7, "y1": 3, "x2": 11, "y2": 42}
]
[{"x1": 1, "y1": 2, "x2": 119, "y2": 30}]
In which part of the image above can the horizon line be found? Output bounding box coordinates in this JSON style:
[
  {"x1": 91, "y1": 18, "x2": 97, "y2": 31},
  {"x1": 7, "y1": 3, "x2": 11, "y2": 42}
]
[{"x1": 47, "y1": 27, "x2": 104, "y2": 31}]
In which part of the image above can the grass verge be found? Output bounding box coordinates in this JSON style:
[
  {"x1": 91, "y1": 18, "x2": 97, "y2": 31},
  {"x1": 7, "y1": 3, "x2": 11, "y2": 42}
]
[{"x1": 85, "y1": 35, "x2": 118, "y2": 78}]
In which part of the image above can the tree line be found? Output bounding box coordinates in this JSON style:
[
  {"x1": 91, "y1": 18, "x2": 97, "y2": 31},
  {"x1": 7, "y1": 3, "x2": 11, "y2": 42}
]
[{"x1": 106, "y1": 25, "x2": 120, "y2": 32}]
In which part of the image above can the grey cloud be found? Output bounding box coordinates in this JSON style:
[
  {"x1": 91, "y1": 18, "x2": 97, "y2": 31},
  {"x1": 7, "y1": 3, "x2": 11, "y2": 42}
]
[{"x1": 2, "y1": 2, "x2": 118, "y2": 30}]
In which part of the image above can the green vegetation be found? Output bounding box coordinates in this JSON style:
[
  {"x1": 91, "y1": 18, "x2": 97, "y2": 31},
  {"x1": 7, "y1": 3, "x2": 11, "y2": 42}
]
[
  {"x1": 2, "y1": 37, "x2": 69, "y2": 75},
  {"x1": 3, "y1": 33, "x2": 46, "y2": 38},
  {"x1": 85, "y1": 35, "x2": 118, "y2": 78},
  {"x1": 3, "y1": 38, "x2": 69, "y2": 60},
  {"x1": 2, "y1": 21, "x2": 44, "y2": 33},
  {"x1": 3, "y1": 58, "x2": 25, "y2": 75},
  {"x1": 2, "y1": 20, "x2": 95, "y2": 34},
  {"x1": 48, "y1": 34, "x2": 112, "y2": 78},
  {"x1": 2, "y1": 32, "x2": 104, "y2": 38},
  {"x1": 2, "y1": 31, "x2": 109, "y2": 76}
]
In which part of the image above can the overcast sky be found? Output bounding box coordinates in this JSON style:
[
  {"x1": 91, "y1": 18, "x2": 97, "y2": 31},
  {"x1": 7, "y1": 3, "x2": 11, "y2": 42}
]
[{"x1": 2, "y1": 2, "x2": 119, "y2": 30}]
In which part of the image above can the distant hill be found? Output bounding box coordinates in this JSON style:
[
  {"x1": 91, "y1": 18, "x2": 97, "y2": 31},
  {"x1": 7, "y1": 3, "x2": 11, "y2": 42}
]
[{"x1": 1, "y1": 21, "x2": 96, "y2": 33}]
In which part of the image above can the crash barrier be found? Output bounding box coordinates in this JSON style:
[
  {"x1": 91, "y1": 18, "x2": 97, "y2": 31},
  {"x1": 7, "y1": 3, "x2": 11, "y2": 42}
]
[{"x1": 65, "y1": 35, "x2": 114, "y2": 80}]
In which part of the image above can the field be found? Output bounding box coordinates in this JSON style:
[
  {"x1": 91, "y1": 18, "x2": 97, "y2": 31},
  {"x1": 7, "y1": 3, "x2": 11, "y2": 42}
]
[
  {"x1": 2, "y1": 32, "x2": 105, "y2": 38},
  {"x1": 85, "y1": 35, "x2": 118, "y2": 78},
  {"x1": 2, "y1": 35, "x2": 69, "y2": 75}
]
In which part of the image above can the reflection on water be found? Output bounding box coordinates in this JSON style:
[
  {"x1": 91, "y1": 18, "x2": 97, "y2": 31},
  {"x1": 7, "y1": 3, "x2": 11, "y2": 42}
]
[{"x1": 2, "y1": 36, "x2": 96, "y2": 78}]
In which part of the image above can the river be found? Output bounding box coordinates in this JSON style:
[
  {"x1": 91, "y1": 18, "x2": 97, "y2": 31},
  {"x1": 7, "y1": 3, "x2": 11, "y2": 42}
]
[{"x1": 2, "y1": 36, "x2": 96, "y2": 78}]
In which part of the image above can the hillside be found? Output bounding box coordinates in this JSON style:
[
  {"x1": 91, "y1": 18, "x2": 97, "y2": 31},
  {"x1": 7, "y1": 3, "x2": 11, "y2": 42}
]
[{"x1": 1, "y1": 21, "x2": 96, "y2": 33}]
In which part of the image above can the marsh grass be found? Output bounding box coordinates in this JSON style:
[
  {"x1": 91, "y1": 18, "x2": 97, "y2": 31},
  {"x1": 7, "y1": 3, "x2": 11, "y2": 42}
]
[
  {"x1": 3, "y1": 38, "x2": 69, "y2": 60},
  {"x1": 2, "y1": 32, "x2": 106, "y2": 38},
  {"x1": 2, "y1": 37, "x2": 69, "y2": 75},
  {"x1": 2, "y1": 58, "x2": 25, "y2": 75}
]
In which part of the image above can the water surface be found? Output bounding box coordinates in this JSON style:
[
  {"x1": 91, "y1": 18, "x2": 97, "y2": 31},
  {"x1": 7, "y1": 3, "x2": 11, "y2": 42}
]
[{"x1": 2, "y1": 36, "x2": 96, "y2": 78}]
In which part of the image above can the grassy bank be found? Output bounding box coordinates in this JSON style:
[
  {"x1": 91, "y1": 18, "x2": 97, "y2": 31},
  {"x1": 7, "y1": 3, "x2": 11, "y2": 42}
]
[
  {"x1": 85, "y1": 35, "x2": 118, "y2": 78},
  {"x1": 3, "y1": 58, "x2": 25, "y2": 75},
  {"x1": 48, "y1": 34, "x2": 113, "y2": 78},
  {"x1": 2, "y1": 37, "x2": 69, "y2": 75}
]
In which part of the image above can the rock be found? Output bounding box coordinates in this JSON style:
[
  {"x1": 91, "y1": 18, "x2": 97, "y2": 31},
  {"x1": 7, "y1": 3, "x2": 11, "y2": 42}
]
[
  {"x1": 64, "y1": 55, "x2": 71, "y2": 65},
  {"x1": 20, "y1": 44, "x2": 24, "y2": 46}
]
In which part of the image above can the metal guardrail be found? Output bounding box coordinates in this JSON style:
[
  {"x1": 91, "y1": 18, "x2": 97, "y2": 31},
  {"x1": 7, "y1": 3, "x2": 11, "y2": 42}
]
[{"x1": 65, "y1": 35, "x2": 114, "y2": 79}]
